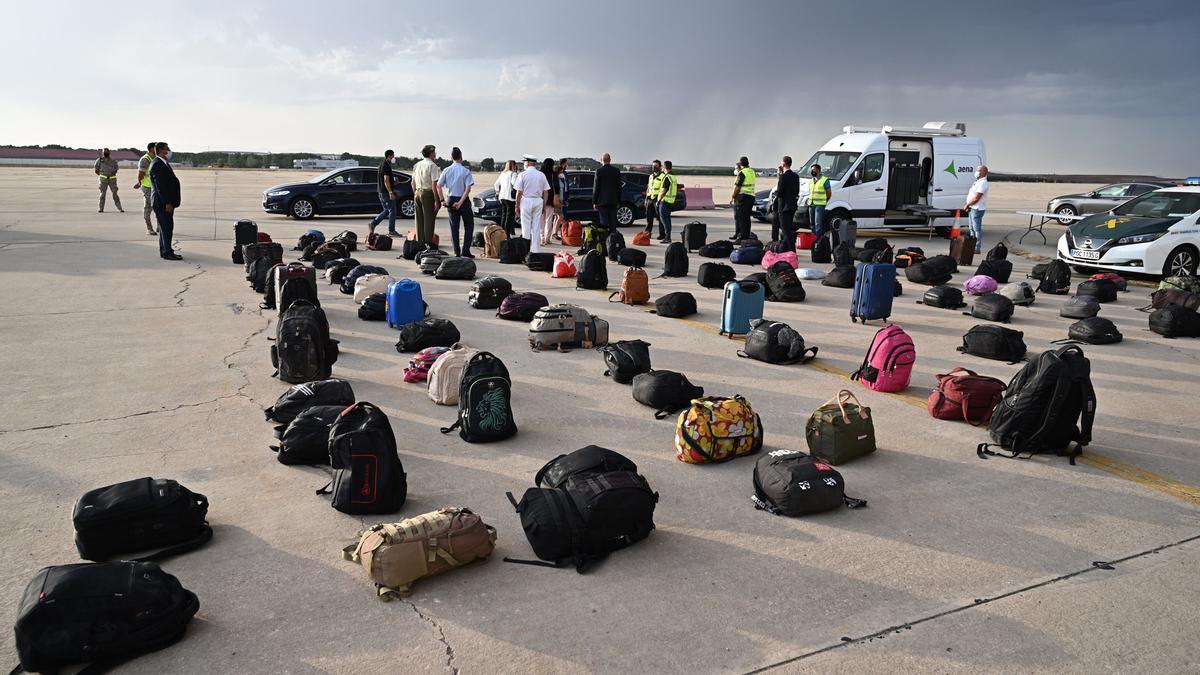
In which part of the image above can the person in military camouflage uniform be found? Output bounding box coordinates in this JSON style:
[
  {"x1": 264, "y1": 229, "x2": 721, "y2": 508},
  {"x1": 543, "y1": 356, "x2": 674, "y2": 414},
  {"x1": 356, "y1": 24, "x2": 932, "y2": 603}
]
[{"x1": 94, "y1": 148, "x2": 123, "y2": 213}]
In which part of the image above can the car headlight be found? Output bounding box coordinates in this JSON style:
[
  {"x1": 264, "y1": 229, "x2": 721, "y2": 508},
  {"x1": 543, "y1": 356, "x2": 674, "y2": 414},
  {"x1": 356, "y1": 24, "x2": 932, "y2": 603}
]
[
  {"x1": 1116, "y1": 232, "x2": 1165, "y2": 245},
  {"x1": 266, "y1": 190, "x2": 290, "y2": 197}
]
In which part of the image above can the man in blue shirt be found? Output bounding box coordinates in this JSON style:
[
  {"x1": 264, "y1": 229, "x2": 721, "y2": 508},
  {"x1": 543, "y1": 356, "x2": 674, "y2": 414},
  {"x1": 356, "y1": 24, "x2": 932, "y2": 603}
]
[{"x1": 437, "y1": 147, "x2": 476, "y2": 257}]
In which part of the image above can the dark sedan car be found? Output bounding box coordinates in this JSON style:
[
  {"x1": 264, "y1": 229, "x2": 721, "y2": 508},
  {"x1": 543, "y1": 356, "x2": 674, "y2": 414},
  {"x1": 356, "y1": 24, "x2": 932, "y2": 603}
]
[
  {"x1": 752, "y1": 188, "x2": 772, "y2": 222},
  {"x1": 262, "y1": 167, "x2": 416, "y2": 220},
  {"x1": 473, "y1": 171, "x2": 650, "y2": 226}
]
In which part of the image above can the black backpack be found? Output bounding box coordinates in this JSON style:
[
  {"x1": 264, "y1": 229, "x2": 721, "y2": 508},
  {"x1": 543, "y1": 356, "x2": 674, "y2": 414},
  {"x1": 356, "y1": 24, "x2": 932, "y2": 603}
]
[
  {"x1": 505, "y1": 451, "x2": 657, "y2": 572},
  {"x1": 436, "y1": 256, "x2": 477, "y2": 279},
  {"x1": 243, "y1": 242, "x2": 283, "y2": 279},
  {"x1": 975, "y1": 258, "x2": 1013, "y2": 283},
  {"x1": 272, "y1": 300, "x2": 339, "y2": 384},
  {"x1": 341, "y1": 264, "x2": 387, "y2": 294},
  {"x1": 661, "y1": 241, "x2": 689, "y2": 277},
  {"x1": 919, "y1": 284, "x2": 966, "y2": 309},
  {"x1": 697, "y1": 262, "x2": 735, "y2": 289},
  {"x1": 957, "y1": 324, "x2": 1027, "y2": 363},
  {"x1": 742, "y1": 272, "x2": 772, "y2": 299},
  {"x1": 358, "y1": 292, "x2": 387, "y2": 320},
  {"x1": 250, "y1": 257, "x2": 278, "y2": 293},
  {"x1": 395, "y1": 318, "x2": 460, "y2": 353},
  {"x1": 1063, "y1": 317, "x2": 1123, "y2": 345},
  {"x1": 534, "y1": 445, "x2": 639, "y2": 488},
  {"x1": 926, "y1": 254, "x2": 959, "y2": 274},
  {"x1": 441, "y1": 352, "x2": 517, "y2": 443},
  {"x1": 276, "y1": 267, "x2": 320, "y2": 314},
  {"x1": 401, "y1": 239, "x2": 429, "y2": 260},
  {"x1": 1029, "y1": 262, "x2": 1049, "y2": 280},
  {"x1": 312, "y1": 241, "x2": 350, "y2": 269},
  {"x1": 324, "y1": 257, "x2": 360, "y2": 285},
  {"x1": 367, "y1": 232, "x2": 393, "y2": 251},
  {"x1": 499, "y1": 237, "x2": 531, "y2": 264},
  {"x1": 821, "y1": 265, "x2": 855, "y2": 288},
  {"x1": 738, "y1": 319, "x2": 818, "y2": 365},
  {"x1": 13, "y1": 562, "x2": 199, "y2": 674},
  {"x1": 631, "y1": 370, "x2": 705, "y2": 418},
  {"x1": 682, "y1": 221, "x2": 707, "y2": 250},
  {"x1": 698, "y1": 240, "x2": 734, "y2": 258},
  {"x1": 832, "y1": 241, "x2": 855, "y2": 266},
  {"x1": 606, "y1": 230, "x2": 626, "y2": 261},
  {"x1": 295, "y1": 231, "x2": 323, "y2": 251},
  {"x1": 966, "y1": 292, "x2": 1015, "y2": 323},
  {"x1": 1038, "y1": 260, "x2": 1072, "y2": 294},
  {"x1": 419, "y1": 249, "x2": 450, "y2": 275},
  {"x1": 980, "y1": 345, "x2": 1096, "y2": 463},
  {"x1": 73, "y1": 477, "x2": 211, "y2": 562},
  {"x1": 861, "y1": 237, "x2": 888, "y2": 251},
  {"x1": 752, "y1": 450, "x2": 866, "y2": 516},
  {"x1": 653, "y1": 291, "x2": 697, "y2": 318},
  {"x1": 469, "y1": 276, "x2": 513, "y2": 309},
  {"x1": 264, "y1": 378, "x2": 355, "y2": 424},
  {"x1": 526, "y1": 252, "x2": 555, "y2": 272},
  {"x1": 987, "y1": 242, "x2": 1009, "y2": 260},
  {"x1": 272, "y1": 404, "x2": 342, "y2": 465},
  {"x1": 765, "y1": 261, "x2": 805, "y2": 302},
  {"x1": 1148, "y1": 305, "x2": 1200, "y2": 338},
  {"x1": 498, "y1": 292, "x2": 549, "y2": 321},
  {"x1": 618, "y1": 248, "x2": 647, "y2": 267},
  {"x1": 330, "y1": 229, "x2": 358, "y2": 252},
  {"x1": 904, "y1": 260, "x2": 953, "y2": 286},
  {"x1": 1076, "y1": 278, "x2": 1118, "y2": 303},
  {"x1": 577, "y1": 250, "x2": 608, "y2": 290},
  {"x1": 324, "y1": 402, "x2": 406, "y2": 514},
  {"x1": 600, "y1": 339, "x2": 652, "y2": 384},
  {"x1": 811, "y1": 234, "x2": 832, "y2": 263}
]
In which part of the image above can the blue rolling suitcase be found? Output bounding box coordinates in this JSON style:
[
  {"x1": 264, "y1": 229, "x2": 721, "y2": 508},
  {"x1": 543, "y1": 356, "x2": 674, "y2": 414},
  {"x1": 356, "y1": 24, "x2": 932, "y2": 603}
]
[
  {"x1": 851, "y1": 262, "x2": 895, "y2": 323},
  {"x1": 386, "y1": 278, "x2": 424, "y2": 328},
  {"x1": 720, "y1": 280, "x2": 765, "y2": 337}
]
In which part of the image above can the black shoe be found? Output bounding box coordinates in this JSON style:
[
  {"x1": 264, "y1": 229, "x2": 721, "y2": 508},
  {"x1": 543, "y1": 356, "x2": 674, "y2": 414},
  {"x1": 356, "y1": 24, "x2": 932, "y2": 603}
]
[
  {"x1": 388, "y1": 230, "x2": 400, "y2": 237},
  {"x1": 727, "y1": 235, "x2": 739, "y2": 240},
  {"x1": 162, "y1": 253, "x2": 183, "y2": 260},
  {"x1": 464, "y1": 252, "x2": 475, "y2": 259}
]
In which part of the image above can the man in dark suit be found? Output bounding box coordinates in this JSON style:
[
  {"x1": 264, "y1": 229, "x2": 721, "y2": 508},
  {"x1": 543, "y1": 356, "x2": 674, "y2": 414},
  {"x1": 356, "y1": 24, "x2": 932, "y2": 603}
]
[
  {"x1": 149, "y1": 141, "x2": 183, "y2": 260},
  {"x1": 592, "y1": 153, "x2": 622, "y2": 231},
  {"x1": 773, "y1": 155, "x2": 800, "y2": 250}
]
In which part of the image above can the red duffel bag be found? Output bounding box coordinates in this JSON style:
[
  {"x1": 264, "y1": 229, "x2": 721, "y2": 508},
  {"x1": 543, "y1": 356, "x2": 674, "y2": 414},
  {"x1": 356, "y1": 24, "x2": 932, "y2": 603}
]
[{"x1": 927, "y1": 368, "x2": 1007, "y2": 425}]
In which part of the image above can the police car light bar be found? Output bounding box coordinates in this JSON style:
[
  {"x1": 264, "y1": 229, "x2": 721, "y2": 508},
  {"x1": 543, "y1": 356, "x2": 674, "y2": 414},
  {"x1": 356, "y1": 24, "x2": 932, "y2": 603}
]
[{"x1": 1183, "y1": 176, "x2": 1200, "y2": 186}]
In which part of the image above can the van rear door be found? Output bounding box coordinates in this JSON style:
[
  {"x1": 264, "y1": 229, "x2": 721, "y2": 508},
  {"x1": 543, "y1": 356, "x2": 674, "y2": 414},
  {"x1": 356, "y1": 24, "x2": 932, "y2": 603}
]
[{"x1": 930, "y1": 139, "x2": 983, "y2": 212}]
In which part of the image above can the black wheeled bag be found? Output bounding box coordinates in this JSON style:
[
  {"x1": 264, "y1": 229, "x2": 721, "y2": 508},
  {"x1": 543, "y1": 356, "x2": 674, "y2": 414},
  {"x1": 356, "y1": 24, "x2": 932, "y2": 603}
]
[
  {"x1": 738, "y1": 319, "x2": 818, "y2": 365},
  {"x1": 957, "y1": 324, "x2": 1027, "y2": 363},
  {"x1": 600, "y1": 339, "x2": 652, "y2": 384},
  {"x1": 653, "y1": 291, "x2": 698, "y2": 318},
  {"x1": 698, "y1": 262, "x2": 736, "y2": 289},
  {"x1": 325, "y1": 402, "x2": 406, "y2": 514},
  {"x1": 920, "y1": 284, "x2": 966, "y2": 309},
  {"x1": 752, "y1": 449, "x2": 866, "y2": 516},
  {"x1": 264, "y1": 378, "x2": 355, "y2": 424},
  {"x1": 13, "y1": 561, "x2": 199, "y2": 674},
  {"x1": 395, "y1": 318, "x2": 461, "y2": 353},
  {"x1": 967, "y1": 292, "x2": 1015, "y2": 323},
  {"x1": 73, "y1": 477, "x2": 211, "y2": 562},
  {"x1": 631, "y1": 370, "x2": 704, "y2": 419},
  {"x1": 272, "y1": 404, "x2": 343, "y2": 465}
]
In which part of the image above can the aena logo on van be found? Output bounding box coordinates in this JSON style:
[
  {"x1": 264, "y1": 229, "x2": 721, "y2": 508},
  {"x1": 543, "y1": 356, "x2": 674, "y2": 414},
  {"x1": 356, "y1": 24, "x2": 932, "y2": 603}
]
[{"x1": 943, "y1": 160, "x2": 975, "y2": 178}]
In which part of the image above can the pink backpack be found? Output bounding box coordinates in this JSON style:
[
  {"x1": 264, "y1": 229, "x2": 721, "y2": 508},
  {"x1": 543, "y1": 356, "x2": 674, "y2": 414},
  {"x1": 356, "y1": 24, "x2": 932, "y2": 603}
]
[
  {"x1": 403, "y1": 346, "x2": 450, "y2": 383},
  {"x1": 965, "y1": 275, "x2": 998, "y2": 295},
  {"x1": 761, "y1": 250, "x2": 798, "y2": 270},
  {"x1": 850, "y1": 324, "x2": 916, "y2": 393},
  {"x1": 551, "y1": 251, "x2": 577, "y2": 278}
]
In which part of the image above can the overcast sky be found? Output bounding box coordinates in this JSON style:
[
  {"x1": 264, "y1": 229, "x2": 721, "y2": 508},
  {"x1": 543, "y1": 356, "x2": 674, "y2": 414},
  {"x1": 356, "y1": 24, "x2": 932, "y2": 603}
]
[{"x1": 2, "y1": 0, "x2": 1197, "y2": 174}]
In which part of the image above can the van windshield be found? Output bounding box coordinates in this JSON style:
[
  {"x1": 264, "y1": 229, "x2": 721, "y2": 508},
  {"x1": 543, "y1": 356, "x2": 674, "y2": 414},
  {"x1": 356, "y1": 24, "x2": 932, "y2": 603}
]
[{"x1": 799, "y1": 152, "x2": 861, "y2": 182}]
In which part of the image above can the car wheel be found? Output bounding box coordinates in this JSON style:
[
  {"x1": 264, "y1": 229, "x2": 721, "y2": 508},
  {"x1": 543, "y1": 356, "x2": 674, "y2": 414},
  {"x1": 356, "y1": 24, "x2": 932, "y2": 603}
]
[
  {"x1": 290, "y1": 197, "x2": 315, "y2": 220},
  {"x1": 399, "y1": 198, "x2": 416, "y2": 219},
  {"x1": 616, "y1": 203, "x2": 635, "y2": 227},
  {"x1": 1054, "y1": 205, "x2": 1078, "y2": 225},
  {"x1": 1162, "y1": 245, "x2": 1198, "y2": 277}
]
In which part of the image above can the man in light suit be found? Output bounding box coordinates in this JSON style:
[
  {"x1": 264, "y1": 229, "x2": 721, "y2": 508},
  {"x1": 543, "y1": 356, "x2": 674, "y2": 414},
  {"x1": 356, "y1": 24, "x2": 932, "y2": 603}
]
[{"x1": 149, "y1": 141, "x2": 183, "y2": 260}]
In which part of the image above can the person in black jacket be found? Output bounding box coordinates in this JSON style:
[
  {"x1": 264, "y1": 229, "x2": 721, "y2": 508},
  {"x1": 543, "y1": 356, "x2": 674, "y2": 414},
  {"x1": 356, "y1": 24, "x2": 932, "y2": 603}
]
[
  {"x1": 148, "y1": 141, "x2": 183, "y2": 260},
  {"x1": 773, "y1": 155, "x2": 799, "y2": 250},
  {"x1": 593, "y1": 153, "x2": 622, "y2": 231}
]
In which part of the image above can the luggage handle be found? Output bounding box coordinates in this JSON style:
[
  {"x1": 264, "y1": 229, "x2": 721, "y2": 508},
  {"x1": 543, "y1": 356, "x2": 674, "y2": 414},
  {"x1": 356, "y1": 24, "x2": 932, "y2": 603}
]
[{"x1": 824, "y1": 390, "x2": 868, "y2": 424}]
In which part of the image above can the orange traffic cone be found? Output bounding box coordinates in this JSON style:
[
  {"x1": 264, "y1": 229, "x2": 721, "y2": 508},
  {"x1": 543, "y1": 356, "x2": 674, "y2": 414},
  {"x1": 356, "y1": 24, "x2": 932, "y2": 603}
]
[{"x1": 950, "y1": 210, "x2": 961, "y2": 238}]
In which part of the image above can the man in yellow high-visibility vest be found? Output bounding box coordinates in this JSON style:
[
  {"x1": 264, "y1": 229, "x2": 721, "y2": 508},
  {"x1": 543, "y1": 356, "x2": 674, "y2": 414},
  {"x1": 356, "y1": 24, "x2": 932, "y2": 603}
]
[
  {"x1": 808, "y1": 163, "x2": 832, "y2": 238},
  {"x1": 94, "y1": 148, "x2": 123, "y2": 213},
  {"x1": 729, "y1": 156, "x2": 756, "y2": 240},
  {"x1": 643, "y1": 159, "x2": 663, "y2": 240},
  {"x1": 132, "y1": 142, "x2": 157, "y2": 235}
]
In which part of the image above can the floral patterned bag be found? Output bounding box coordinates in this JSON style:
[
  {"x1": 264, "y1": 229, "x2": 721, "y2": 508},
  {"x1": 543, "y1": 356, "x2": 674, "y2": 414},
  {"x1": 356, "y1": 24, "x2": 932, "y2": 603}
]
[{"x1": 674, "y1": 395, "x2": 764, "y2": 464}]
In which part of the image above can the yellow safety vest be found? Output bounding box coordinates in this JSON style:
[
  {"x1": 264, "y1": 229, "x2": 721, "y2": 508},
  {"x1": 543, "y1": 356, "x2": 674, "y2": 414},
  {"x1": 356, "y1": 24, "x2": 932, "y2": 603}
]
[
  {"x1": 660, "y1": 173, "x2": 678, "y2": 205},
  {"x1": 648, "y1": 172, "x2": 663, "y2": 199},
  {"x1": 738, "y1": 167, "x2": 756, "y2": 196},
  {"x1": 139, "y1": 153, "x2": 153, "y2": 188},
  {"x1": 810, "y1": 175, "x2": 830, "y2": 205}
]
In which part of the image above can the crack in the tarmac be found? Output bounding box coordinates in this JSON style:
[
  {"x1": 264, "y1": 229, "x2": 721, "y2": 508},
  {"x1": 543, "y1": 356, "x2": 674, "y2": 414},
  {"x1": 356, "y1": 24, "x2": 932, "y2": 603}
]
[
  {"x1": 744, "y1": 531, "x2": 1200, "y2": 673},
  {"x1": 405, "y1": 601, "x2": 458, "y2": 675},
  {"x1": 174, "y1": 263, "x2": 207, "y2": 306}
]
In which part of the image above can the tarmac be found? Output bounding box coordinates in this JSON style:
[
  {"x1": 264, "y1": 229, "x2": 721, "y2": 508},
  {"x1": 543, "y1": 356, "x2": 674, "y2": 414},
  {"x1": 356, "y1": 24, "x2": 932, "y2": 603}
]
[{"x1": 1, "y1": 167, "x2": 1198, "y2": 673}]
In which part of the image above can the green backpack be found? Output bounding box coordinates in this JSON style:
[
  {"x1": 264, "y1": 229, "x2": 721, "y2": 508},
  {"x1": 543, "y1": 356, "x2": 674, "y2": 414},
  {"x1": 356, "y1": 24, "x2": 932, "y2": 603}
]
[
  {"x1": 1160, "y1": 275, "x2": 1200, "y2": 295},
  {"x1": 805, "y1": 390, "x2": 876, "y2": 465}
]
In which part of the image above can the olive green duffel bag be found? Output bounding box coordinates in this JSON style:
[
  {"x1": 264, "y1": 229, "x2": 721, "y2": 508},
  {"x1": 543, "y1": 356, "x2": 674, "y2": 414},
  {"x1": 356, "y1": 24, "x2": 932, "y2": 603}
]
[{"x1": 804, "y1": 390, "x2": 876, "y2": 465}]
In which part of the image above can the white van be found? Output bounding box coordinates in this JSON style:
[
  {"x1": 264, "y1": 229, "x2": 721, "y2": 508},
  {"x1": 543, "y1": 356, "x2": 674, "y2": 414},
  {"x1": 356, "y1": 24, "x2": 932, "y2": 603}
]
[{"x1": 797, "y1": 122, "x2": 987, "y2": 235}]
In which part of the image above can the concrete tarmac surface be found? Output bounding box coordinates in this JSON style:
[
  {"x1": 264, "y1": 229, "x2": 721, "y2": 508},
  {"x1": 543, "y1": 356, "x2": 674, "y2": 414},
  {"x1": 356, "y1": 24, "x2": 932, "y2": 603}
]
[{"x1": 1, "y1": 167, "x2": 1198, "y2": 673}]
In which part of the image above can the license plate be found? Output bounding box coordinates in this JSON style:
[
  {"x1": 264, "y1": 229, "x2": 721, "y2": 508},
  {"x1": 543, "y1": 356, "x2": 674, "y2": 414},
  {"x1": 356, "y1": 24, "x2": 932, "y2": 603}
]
[{"x1": 1072, "y1": 249, "x2": 1101, "y2": 260}]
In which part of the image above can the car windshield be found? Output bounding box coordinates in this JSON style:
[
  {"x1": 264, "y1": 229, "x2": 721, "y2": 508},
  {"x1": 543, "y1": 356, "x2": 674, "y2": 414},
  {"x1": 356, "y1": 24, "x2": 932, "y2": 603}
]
[
  {"x1": 1112, "y1": 191, "x2": 1200, "y2": 218},
  {"x1": 799, "y1": 152, "x2": 861, "y2": 182},
  {"x1": 308, "y1": 168, "x2": 345, "y2": 184}
]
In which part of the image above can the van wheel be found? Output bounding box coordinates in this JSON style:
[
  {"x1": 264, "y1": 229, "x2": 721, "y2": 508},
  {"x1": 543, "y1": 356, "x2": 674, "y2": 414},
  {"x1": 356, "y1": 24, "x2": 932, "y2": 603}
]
[
  {"x1": 1163, "y1": 245, "x2": 1198, "y2": 277},
  {"x1": 933, "y1": 226, "x2": 953, "y2": 238}
]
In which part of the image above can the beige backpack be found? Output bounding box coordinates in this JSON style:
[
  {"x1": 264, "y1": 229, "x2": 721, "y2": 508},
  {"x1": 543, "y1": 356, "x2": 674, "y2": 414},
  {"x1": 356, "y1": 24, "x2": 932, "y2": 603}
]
[
  {"x1": 353, "y1": 274, "x2": 396, "y2": 304},
  {"x1": 484, "y1": 223, "x2": 507, "y2": 258},
  {"x1": 427, "y1": 343, "x2": 477, "y2": 405},
  {"x1": 342, "y1": 507, "x2": 497, "y2": 599}
]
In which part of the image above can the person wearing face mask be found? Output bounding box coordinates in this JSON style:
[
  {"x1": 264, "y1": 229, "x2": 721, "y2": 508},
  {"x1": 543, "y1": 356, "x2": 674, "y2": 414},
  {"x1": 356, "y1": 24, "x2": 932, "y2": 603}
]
[
  {"x1": 94, "y1": 148, "x2": 123, "y2": 213},
  {"x1": 808, "y1": 164, "x2": 832, "y2": 238},
  {"x1": 773, "y1": 156, "x2": 799, "y2": 249},
  {"x1": 964, "y1": 165, "x2": 989, "y2": 254},
  {"x1": 149, "y1": 141, "x2": 183, "y2": 260},
  {"x1": 729, "y1": 156, "x2": 757, "y2": 240}
]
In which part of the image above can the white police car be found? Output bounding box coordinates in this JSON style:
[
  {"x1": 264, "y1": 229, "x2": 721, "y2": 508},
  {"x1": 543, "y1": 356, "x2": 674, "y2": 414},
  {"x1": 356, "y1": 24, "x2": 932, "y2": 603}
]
[{"x1": 1057, "y1": 185, "x2": 1200, "y2": 277}]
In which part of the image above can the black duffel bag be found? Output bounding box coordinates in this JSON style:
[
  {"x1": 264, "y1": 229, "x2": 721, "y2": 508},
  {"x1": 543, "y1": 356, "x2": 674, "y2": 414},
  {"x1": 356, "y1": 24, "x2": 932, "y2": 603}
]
[
  {"x1": 957, "y1": 324, "x2": 1027, "y2": 362},
  {"x1": 821, "y1": 265, "x2": 855, "y2": 288},
  {"x1": 73, "y1": 477, "x2": 211, "y2": 562},
  {"x1": 395, "y1": 318, "x2": 461, "y2": 352},
  {"x1": 653, "y1": 291, "x2": 698, "y2": 318},
  {"x1": 631, "y1": 370, "x2": 705, "y2": 418},
  {"x1": 618, "y1": 248, "x2": 647, "y2": 267},
  {"x1": 752, "y1": 449, "x2": 866, "y2": 516}
]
